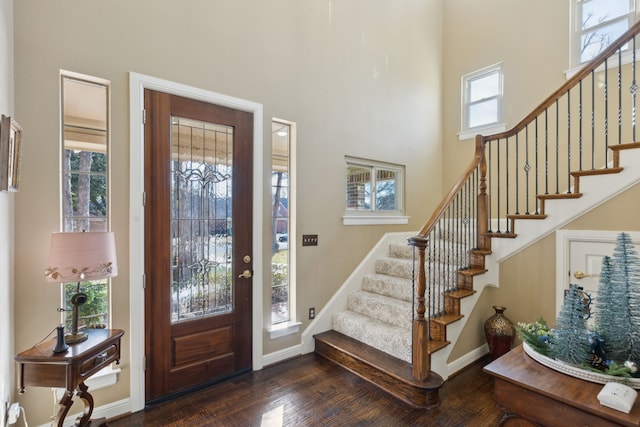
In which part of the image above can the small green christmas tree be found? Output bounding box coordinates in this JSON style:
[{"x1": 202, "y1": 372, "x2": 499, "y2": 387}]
[
  {"x1": 599, "y1": 232, "x2": 640, "y2": 362},
  {"x1": 549, "y1": 284, "x2": 590, "y2": 364},
  {"x1": 594, "y1": 256, "x2": 622, "y2": 357}
]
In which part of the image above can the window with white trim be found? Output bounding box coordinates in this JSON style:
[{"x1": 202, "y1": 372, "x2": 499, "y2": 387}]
[
  {"x1": 460, "y1": 63, "x2": 504, "y2": 139},
  {"x1": 270, "y1": 119, "x2": 299, "y2": 338},
  {"x1": 60, "y1": 72, "x2": 111, "y2": 330},
  {"x1": 571, "y1": 0, "x2": 637, "y2": 67},
  {"x1": 343, "y1": 157, "x2": 406, "y2": 225}
]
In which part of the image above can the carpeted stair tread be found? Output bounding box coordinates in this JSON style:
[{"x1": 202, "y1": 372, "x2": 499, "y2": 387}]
[
  {"x1": 347, "y1": 291, "x2": 412, "y2": 329},
  {"x1": 389, "y1": 241, "x2": 471, "y2": 265},
  {"x1": 362, "y1": 273, "x2": 413, "y2": 302},
  {"x1": 332, "y1": 310, "x2": 412, "y2": 363}
]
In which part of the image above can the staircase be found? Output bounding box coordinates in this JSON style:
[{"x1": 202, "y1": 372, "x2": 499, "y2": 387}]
[
  {"x1": 314, "y1": 233, "x2": 488, "y2": 408},
  {"x1": 311, "y1": 20, "x2": 640, "y2": 409}
]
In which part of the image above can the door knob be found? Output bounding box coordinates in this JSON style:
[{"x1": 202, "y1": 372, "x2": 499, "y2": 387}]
[
  {"x1": 573, "y1": 270, "x2": 594, "y2": 279},
  {"x1": 238, "y1": 270, "x2": 253, "y2": 279}
]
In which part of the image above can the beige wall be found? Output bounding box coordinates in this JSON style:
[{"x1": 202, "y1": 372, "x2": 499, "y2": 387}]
[
  {"x1": 442, "y1": 0, "x2": 570, "y2": 190},
  {"x1": 13, "y1": 1, "x2": 443, "y2": 423},
  {"x1": 441, "y1": 0, "x2": 571, "y2": 362},
  {"x1": 0, "y1": 0, "x2": 14, "y2": 421}
]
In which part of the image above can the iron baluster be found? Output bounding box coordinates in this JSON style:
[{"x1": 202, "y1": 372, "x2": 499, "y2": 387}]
[{"x1": 591, "y1": 70, "x2": 595, "y2": 170}]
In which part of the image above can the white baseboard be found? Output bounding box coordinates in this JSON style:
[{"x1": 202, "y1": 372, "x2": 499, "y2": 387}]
[
  {"x1": 446, "y1": 344, "x2": 489, "y2": 377},
  {"x1": 262, "y1": 344, "x2": 304, "y2": 367},
  {"x1": 36, "y1": 398, "x2": 130, "y2": 427}
]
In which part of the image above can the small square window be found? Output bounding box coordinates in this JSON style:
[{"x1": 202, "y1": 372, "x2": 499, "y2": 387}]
[{"x1": 344, "y1": 157, "x2": 407, "y2": 226}]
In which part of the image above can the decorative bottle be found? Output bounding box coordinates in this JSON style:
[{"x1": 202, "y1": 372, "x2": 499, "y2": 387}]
[{"x1": 484, "y1": 305, "x2": 515, "y2": 359}]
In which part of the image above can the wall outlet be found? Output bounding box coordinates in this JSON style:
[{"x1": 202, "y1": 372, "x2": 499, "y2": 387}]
[
  {"x1": 309, "y1": 307, "x2": 315, "y2": 319},
  {"x1": 7, "y1": 403, "x2": 20, "y2": 424}
]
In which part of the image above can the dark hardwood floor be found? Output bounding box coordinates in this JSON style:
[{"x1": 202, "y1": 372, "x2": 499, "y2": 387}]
[{"x1": 109, "y1": 353, "x2": 502, "y2": 426}]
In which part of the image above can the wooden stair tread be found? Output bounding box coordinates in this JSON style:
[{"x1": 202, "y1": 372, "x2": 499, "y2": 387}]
[
  {"x1": 446, "y1": 288, "x2": 476, "y2": 299},
  {"x1": 507, "y1": 214, "x2": 547, "y2": 220},
  {"x1": 459, "y1": 267, "x2": 487, "y2": 277},
  {"x1": 609, "y1": 142, "x2": 640, "y2": 151},
  {"x1": 470, "y1": 248, "x2": 492, "y2": 255},
  {"x1": 427, "y1": 339, "x2": 450, "y2": 354},
  {"x1": 314, "y1": 330, "x2": 443, "y2": 408},
  {"x1": 537, "y1": 192, "x2": 582, "y2": 200},
  {"x1": 431, "y1": 313, "x2": 463, "y2": 326},
  {"x1": 571, "y1": 167, "x2": 623, "y2": 177},
  {"x1": 315, "y1": 330, "x2": 445, "y2": 384},
  {"x1": 485, "y1": 231, "x2": 517, "y2": 238}
]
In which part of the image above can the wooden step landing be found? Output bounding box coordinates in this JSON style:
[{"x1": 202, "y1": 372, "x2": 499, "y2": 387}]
[{"x1": 314, "y1": 330, "x2": 444, "y2": 409}]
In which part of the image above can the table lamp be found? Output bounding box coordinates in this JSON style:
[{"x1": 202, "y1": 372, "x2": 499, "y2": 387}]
[{"x1": 44, "y1": 231, "x2": 117, "y2": 344}]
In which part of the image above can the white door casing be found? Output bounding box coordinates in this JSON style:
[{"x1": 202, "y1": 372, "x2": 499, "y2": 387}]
[
  {"x1": 129, "y1": 72, "x2": 264, "y2": 413},
  {"x1": 556, "y1": 230, "x2": 640, "y2": 327}
]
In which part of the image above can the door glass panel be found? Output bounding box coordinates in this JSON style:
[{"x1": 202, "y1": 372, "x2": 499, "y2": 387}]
[{"x1": 170, "y1": 116, "x2": 234, "y2": 323}]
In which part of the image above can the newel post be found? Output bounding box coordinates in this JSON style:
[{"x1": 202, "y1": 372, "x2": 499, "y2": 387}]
[
  {"x1": 475, "y1": 135, "x2": 490, "y2": 252},
  {"x1": 407, "y1": 236, "x2": 430, "y2": 380}
]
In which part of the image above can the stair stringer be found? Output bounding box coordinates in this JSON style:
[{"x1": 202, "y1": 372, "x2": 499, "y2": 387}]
[
  {"x1": 429, "y1": 253, "x2": 499, "y2": 380},
  {"x1": 428, "y1": 147, "x2": 640, "y2": 378},
  {"x1": 491, "y1": 147, "x2": 640, "y2": 263},
  {"x1": 300, "y1": 231, "x2": 416, "y2": 355}
]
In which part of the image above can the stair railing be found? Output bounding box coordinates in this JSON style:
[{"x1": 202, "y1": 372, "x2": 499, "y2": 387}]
[
  {"x1": 408, "y1": 137, "x2": 487, "y2": 380},
  {"x1": 408, "y1": 19, "x2": 640, "y2": 381}
]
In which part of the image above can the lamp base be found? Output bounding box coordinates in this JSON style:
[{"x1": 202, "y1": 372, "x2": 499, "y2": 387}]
[{"x1": 65, "y1": 331, "x2": 88, "y2": 344}]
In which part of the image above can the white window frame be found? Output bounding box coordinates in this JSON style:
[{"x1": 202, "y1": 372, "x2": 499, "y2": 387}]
[
  {"x1": 58, "y1": 70, "x2": 119, "y2": 393},
  {"x1": 568, "y1": 0, "x2": 638, "y2": 73},
  {"x1": 343, "y1": 156, "x2": 408, "y2": 226},
  {"x1": 268, "y1": 118, "x2": 300, "y2": 339},
  {"x1": 459, "y1": 63, "x2": 505, "y2": 141}
]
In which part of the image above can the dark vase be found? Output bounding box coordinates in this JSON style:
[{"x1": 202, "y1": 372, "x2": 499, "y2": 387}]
[{"x1": 484, "y1": 305, "x2": 515, "y2": 359}]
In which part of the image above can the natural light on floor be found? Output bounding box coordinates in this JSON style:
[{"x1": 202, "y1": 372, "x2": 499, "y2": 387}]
[{"x1": 260, "y1": 404, "x2": 284, "y2": 427}]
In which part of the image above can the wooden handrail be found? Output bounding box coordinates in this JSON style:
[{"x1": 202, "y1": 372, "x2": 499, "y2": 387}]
[
  {"x1": 414, "y1": 17, "x2": 640, "y2": 241},
  {"x1": 486, "y1": 19, "x2": 640, "y2": 141},
  {"x1": 414, "y1": 137, "x2": 485, "y2": 238}
]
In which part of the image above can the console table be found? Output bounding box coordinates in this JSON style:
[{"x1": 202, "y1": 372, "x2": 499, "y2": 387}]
[
  {"x1": 15, "y1": 328, "x2": 124, "y2": 427},
  {"x1": 484, "y1": 345, "x2": 640, "y2": 426}
]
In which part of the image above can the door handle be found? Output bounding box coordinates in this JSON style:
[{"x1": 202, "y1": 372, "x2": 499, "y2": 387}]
[
  {"x1": 573, "y1": 270, "x2": 596, "y2": 279},
  {"x1": 238, "y1": 270, "x2": 253, "y2": 279}
]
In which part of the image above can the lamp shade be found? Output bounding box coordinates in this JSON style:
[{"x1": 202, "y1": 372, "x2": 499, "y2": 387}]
[{"x1": 45, "y1": 232, "x2": 118, "y2": 283}]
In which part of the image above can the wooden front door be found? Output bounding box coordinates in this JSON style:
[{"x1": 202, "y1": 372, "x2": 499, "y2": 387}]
[{"x1": 144, "y1": 89, "x2": 253, "y2": 403}]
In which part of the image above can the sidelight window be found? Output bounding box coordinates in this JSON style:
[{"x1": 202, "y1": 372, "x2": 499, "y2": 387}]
[
  {"x1": 270, "y1": 119, "x2": 298, "y2": 335},
  {"x1": 60, "y1": 71, "x2": 111, "y2": 330}
]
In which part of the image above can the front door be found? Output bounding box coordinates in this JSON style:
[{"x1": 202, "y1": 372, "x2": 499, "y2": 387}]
[{"x1": 144, "y1": 89, "x2": 253, "y2": 403}]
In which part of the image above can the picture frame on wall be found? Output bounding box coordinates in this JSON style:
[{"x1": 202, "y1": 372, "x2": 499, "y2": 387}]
[{"x1": 0, "y1": 114, "x2": 23, "y2": 192}]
